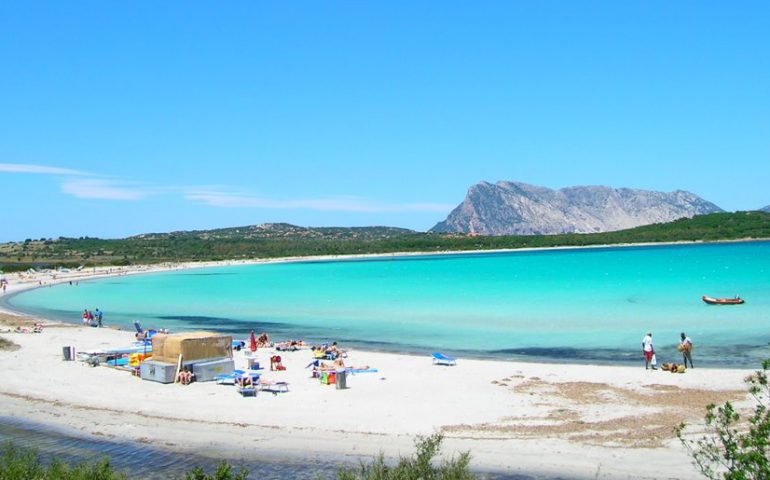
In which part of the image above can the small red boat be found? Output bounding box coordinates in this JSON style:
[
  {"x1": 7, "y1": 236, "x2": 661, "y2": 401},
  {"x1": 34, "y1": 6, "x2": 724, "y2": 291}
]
[{"x1": 702, "y1": 295, "x2": 745, "y2": 305}]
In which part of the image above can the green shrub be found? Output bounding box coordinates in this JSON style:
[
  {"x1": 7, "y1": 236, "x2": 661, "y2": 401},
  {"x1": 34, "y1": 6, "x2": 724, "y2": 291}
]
[
  {"x1": 0, "y1": 442, "x2": 126, "y2": 479},
  {"x1": 677, "y1": 357, "x2": 770, "y2": 479},
  {"x1": 337, "y1": 433, "x2": 475, "y2": 480},
  {"x1": 180, "y1": 461, "x2": 248, "y2": 480},
  {"x1": 0, "y1": 435, "x2": 475, "y2": 480}
]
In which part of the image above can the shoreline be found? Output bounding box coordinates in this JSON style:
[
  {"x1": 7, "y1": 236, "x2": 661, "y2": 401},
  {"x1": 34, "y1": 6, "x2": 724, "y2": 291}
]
[
  {"x1": 0, "y1": 242, "x2": 764, "y2": 478},
  {"x1": 2, "y1": 238, "x2": 767, "y2": 369},
  {"x1": 1, "y1": 237, "x2": 763, "y2": 323},
  {"x1": 2, "y1": 236, "x2": 767, "y2": 300},
  {"x1": 0, "y1": 311, "x2": 757, "y2": 478}
]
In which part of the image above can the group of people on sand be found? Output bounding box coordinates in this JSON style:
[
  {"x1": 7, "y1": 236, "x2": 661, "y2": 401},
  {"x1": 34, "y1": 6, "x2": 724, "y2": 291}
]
[
  {"x1": 8, "y1": 323, "x2": 44, "y2": 334},
  {"x1": 311, "y1": 342, "x2": 346, "y2": 360},
  {"x1": 275, "y1": 339, "x2": 306, "y2": 351},
  {"x1": 642, "y1": 331, "x2": 693, "y2": 370},
  {"x1": 81, "y1": 308, "x2": 103, "y2": 328}
]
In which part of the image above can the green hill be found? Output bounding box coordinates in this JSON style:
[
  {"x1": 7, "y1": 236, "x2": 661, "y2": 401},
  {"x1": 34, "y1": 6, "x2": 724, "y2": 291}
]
[{"x1": 2, "y1": 212, "x2": 769, "y2": 272}]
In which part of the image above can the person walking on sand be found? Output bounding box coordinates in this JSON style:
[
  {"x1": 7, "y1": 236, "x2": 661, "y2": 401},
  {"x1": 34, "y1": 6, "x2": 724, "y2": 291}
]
[
  {"x1": 642, "y1": 332, "x2": 655, "y2": 370},
  {"x1": 95, "y1": 308, "x2": 103, "y2": 328},
  {"x1": 679, "y1": 332, "x2": 694, "y2": 368}
]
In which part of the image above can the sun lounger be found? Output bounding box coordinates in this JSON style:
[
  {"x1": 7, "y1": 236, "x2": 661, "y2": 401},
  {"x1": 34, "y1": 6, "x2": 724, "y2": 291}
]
[
  {"x1": 215, "y1": 369, "x2": 261, "y2": 385},
  {"x1": 259, "y1": 380, "x2": 289, "y2": 394},
  {"x1": 346, "y1": 367, "x2": 378, "y2": 374},
  {"x1": 432, "y1": 352, "x2": 457, "y2": 366}
]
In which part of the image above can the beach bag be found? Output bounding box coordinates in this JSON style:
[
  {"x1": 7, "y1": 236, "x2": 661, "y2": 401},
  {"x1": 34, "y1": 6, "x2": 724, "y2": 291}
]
[{"x1": 651, "y1": 354, "x2": 657, "y2": 367}]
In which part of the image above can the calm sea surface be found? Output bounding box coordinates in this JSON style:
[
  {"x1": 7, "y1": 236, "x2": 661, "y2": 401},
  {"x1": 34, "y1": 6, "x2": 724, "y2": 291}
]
[{"x1": 7, "y1": 241, "x2": 770, "y2": 367}]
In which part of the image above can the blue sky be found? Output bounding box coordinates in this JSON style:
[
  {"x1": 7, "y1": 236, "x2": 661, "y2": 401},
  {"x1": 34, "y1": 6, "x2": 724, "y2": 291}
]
[{"x1": 1, "y1": 2, "x2": 768, "y2": 241}]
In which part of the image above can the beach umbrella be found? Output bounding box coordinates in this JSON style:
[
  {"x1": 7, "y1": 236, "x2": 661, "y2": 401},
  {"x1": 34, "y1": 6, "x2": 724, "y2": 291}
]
[{"x1": 249, "y1": 330, "x2": 257, "y2": 352}]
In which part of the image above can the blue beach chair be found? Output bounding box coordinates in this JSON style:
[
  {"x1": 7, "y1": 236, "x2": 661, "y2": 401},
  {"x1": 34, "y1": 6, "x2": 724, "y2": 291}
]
[
  {"x1": 432, "y1": 352, "x2": 457, "y2": 366},
  {"x1": 215, "y1": 369, "x2": 261, "y2": 385}
]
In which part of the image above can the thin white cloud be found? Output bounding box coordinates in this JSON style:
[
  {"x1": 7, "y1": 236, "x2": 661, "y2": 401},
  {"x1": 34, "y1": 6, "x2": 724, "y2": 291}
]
[
  {"x1": 60, "y1": 178, "x2": 154, "y2": 201},
  {"x1": 185, "y1": 190, "x2": 453, "y2": 213},
  {"x1": 2, "y1": 163, "x2": 452, "y2": 211},
  {"x1": 0, "y1": 163, "x2": 93, "y2": 176}
]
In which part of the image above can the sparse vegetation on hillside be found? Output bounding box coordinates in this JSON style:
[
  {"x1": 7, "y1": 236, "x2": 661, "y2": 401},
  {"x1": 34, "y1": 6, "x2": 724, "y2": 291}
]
[{"x1": 1, "y1": 212, "x2": 769, "y2": 271}]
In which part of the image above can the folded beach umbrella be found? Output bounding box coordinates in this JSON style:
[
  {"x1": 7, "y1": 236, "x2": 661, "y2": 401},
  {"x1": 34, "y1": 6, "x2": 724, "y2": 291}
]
[{"x1": 249, "y1": 330, "x2": 257, "y2": 352}]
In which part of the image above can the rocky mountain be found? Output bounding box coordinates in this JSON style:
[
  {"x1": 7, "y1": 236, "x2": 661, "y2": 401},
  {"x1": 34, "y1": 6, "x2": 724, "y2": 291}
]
[
  {"x1": 761, "y1": 206, "x2": 770, "y2": 213},
  {"x1": 431, "y1": 181, "x2": 723, "y2": 235}
]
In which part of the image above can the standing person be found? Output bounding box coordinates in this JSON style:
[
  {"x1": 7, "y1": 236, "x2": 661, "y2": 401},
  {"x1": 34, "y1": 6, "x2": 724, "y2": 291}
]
[
  {"x1": 82, "y1": 309, "x2": 90, "y2": 326},
  {"x1": 642, "y1": 332, "x2": 655, "y2": 370},
  {"x1": 95, "y1": 308, "x2": 103, "y2": 328},
  {"x1": 679, "y1": 332, "x2": 694, "y2": 368}
]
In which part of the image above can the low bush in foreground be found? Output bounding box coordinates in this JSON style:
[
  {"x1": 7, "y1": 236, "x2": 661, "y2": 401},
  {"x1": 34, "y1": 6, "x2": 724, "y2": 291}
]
[
  {"x1": 337, "y1": 433, "x2": 476, "y2": 480},
  {"x1": 0, "y1": 337, "x2": 19, "y2": 351},
  {"x1": 0, "y1": 434, "x2": 474, "y2": 479},
  {"x1": 0, "y1": 442, "x2": 126, "y2": 479},
  {"x1": 180, "y1": 462, "x2": 247, "y2": 480},
  {"x1": 677, "y1": 356, "x2": 770, "y2": 479}
]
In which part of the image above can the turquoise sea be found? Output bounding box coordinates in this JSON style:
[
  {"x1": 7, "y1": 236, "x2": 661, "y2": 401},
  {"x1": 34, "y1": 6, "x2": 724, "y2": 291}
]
[{"x1": 6, "y1": 241, "x2": 770, "y2": 367}]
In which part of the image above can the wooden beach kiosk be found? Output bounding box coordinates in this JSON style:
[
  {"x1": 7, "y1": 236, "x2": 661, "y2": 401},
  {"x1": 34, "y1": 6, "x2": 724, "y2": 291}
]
[{"x1": 140, "y1": 331, "x2": 234, "y2": 383}]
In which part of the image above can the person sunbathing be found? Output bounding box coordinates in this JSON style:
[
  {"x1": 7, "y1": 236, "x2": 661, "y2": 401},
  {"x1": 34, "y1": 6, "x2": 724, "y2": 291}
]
[
  {"x1": 276, "y1": 339, "x2": 305, "y2": 351},
  {"x1": 318, "y1": 358, "x2": 346, "y2": 371},
  {"x1": 235, "y1": 373, "x2": 253, "y2": 388}
]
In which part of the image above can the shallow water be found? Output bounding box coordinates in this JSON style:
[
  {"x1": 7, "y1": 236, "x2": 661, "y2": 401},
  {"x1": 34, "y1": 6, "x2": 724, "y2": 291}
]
[
  {"x1": 0, "y1": 417, "x2": 531, "y2": 479},
  {"x1": 6, "y1": 242, "x2": 770, "y2": 367}
]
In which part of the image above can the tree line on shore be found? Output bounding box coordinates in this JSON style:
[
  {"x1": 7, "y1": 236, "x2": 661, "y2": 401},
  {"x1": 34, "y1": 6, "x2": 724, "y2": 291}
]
[{"x1": 2, "y1": 211, "x2": 769, "y2": 273}]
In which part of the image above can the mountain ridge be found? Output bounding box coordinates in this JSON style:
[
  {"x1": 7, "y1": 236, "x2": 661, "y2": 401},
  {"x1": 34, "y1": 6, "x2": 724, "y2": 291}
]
[{"x1": 431, "y1": 181, "x2": 724, "y2": 235}]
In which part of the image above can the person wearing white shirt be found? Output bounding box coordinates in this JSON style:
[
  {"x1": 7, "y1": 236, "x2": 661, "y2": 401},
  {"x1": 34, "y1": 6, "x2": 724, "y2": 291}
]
[{"x1": 642, "y1": 332, "x2": 654, "y2": 369}]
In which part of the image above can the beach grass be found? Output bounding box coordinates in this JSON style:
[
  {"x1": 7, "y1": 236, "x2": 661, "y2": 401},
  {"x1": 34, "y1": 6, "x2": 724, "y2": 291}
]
[
  {"x1": 338, "y1": 434, "x2": 475, "y2": 480},
  {"x1": 0, "y1": 442, "x2": 127, "y2": 480},
  {"x1": 0, "y1": 337, "x2": 18, "y2": 351},
  {"x1": 0, "y1": 436, "x2": 472, "y2": 480}
]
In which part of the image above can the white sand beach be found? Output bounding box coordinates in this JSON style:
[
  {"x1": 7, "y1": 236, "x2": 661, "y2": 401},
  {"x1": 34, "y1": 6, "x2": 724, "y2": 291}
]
[{"x1": 0, "y1": 261, "x2": 757, "y2": 479}]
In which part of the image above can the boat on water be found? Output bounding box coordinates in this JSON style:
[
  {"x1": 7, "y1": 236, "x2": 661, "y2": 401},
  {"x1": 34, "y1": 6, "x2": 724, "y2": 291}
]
[{"x1": 702, "y1": 295, "x2": 745, "y2": 305}]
